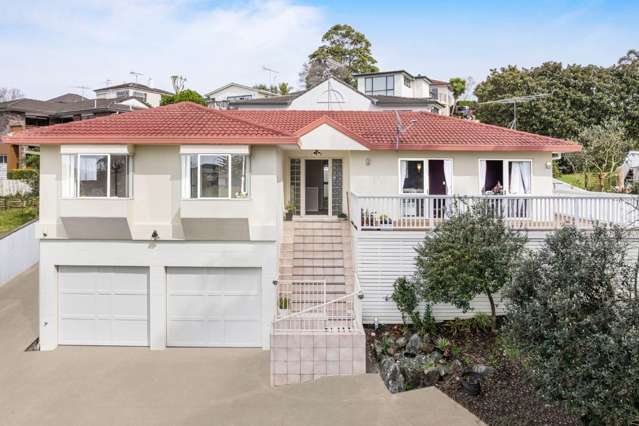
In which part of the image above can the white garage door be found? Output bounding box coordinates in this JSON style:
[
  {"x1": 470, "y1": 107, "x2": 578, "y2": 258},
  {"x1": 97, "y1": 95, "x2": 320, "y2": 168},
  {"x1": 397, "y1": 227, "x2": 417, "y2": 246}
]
[
  {"x1": 58, "y1": 266, "x2": 149, "y2": 346},
  {"x1": 167, "y1": 267, "x2": 262, "y2": 347}
]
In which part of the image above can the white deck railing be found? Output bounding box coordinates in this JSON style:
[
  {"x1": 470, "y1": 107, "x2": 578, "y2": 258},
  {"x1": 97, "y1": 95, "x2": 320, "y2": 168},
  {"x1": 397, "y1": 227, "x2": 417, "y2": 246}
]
[
  {"x1": 273, "y1": 280, "x2": 363, "y2": 333},
  {"x1": 348, "y1": 192, "x2": 639, "y2": 231}
]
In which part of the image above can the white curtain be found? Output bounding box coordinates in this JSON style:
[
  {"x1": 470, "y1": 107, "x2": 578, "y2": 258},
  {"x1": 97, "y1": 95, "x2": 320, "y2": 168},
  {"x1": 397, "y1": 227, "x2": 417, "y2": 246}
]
[
  {"x1": 181, "y1": 155, "x2": 191, "y2": 199},
  {"x1": 509, "y1": 161, "x2": 531, "y2": 194},
  {"x1": 443, "y1": 160, "x2": 453, "y2": 195},
  {"x1": 479, "y1": 160, "x2": 486, "y2": 193},
  {"x1": 79, "y1": 156, "x2": 98, "y2": 181},
  {"x1": 61, "y1": 154, "x2": 77, "y2": 198},
  {"x1": 520, "y1": 161, "x2": 531, "y2": 193},
  {"x1": 400, "y1": 160, "x2": 407, "y2": 193}
]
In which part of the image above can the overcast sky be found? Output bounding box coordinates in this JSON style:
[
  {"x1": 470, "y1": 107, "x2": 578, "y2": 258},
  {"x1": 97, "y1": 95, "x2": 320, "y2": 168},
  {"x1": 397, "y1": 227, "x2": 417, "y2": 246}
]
[{"x1": 1, "y1": 0, "x2": 637, "y2": 99}]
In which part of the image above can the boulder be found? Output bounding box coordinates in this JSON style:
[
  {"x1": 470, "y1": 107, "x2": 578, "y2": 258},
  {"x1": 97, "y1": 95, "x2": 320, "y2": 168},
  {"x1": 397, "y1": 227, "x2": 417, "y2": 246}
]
[
  {"x1": 395, "y1": 336, "x2": 408, "y2": 348},
  {"x1": 381, "y1": 358, "x2": 405, "y2": 393},
  {"x1": 430, "y1": 351, "x2": 443, "y2": 362},
  {"x1": 421, "y1": 341, "x2": 435, "y2": 354},
  {"x1": 472, "y1": 364, "x2": 496, "y2": 378},
  {"x1": 405, "y1": 333, "x2": 423, "y2": 356},
  {"x1": 423, "y1": 367, "x2": 440, "y2": 387},
  {"x1": 398, "y1": 354, "x2": 428, "y2": 388}
]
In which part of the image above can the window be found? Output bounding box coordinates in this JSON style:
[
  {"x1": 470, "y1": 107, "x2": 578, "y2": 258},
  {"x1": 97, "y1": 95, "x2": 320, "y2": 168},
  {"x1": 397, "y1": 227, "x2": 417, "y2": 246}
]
[
  {"x1": 403, "y1": 77, "x2": 412, "y2": 88},
  {"x1": 0, "y1": 155, "x2": 7, "y2": 164},
  {"x1": 226, "y1": 95, "x2": 253, "y2": 101},
  {"x1": 132, "y1": 91, "x2": 147, "y2": 102},
  {"x1": 182, "y1": 153, "x2": 249, "y2": 199},
  {"x1": 400, "y1": 160, "x2": 425, "y2": 193},
  {"x1": 116, "y1": 90, "x2": 129, "y2": 98},
  {"x1": 479, "y1": 160, "x2": 531, "y2": 194},
  {"x1": 61, "y1": 154, "x2": 131, "y2": 198},
  {"x1": 364, "y1": 75, "x2": 394, "y2": 96},
  {"x1": 430, "y1": 87, "x2": 438, "y2": 99}
]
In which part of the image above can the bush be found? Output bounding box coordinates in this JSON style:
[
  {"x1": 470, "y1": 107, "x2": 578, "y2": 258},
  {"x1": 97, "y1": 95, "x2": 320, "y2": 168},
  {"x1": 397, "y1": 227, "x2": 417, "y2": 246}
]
[
  {"x1": 160, "y1": 89, "x2": 207, "y2": 106},
  {"x1": 505, "y1": 226, "x2": 639, "y2": 424},
  {"x1": 391, "y1": 277, "x2": 436, "y2": 335},
  {"x1": 412, "y1": 201, "x2": 526, "y2": 331},
  {"x1": 7, "y1": 169, "x2": 37, "y2": 180}
]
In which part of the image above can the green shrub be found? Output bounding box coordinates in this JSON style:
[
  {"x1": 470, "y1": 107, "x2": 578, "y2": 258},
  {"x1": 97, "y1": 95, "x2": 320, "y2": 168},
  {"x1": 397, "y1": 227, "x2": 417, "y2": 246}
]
[
  {"x1": 505, "y1": 226, "x2": 639, "y2": 424},
  {"x1": 7, "y1": 169, "x2": 37, "y2": 180},
  {"x1": 391, "y1": 276, "x2": 436, "y2": 335},
  {"x1": 469, "y1": 312, "x2": 492, "y2": 333}
]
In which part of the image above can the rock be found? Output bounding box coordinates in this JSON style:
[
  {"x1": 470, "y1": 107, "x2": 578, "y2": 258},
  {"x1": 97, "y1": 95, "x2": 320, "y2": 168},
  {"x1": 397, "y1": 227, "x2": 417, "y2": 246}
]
[
  {"x1": 438, "y1": 364, "x2": 451, "y2": 378},
  {"x1": 381, "y1": 358, "x2": 405, "y2": 393},
  {"x1": 430, "y1": 351, "x2": 443, "y2": 362},
  {"x1": 472, "y1": 364, "x2": 496, "y2": 378},
  {"x1": 421, "y1": 341, "x2": 435, "y2": 353},
  {"x1": 395, "y1": 336, "x2": 408, "y2": 348},
  {"x1": 423, "y1": 367, "x2": 440, "y2": 387},
  {"x1": 405, "y1": 333, "x2": 423, "y2": 355},
  {"x1": 398, "y1": 355, "x2": 428, "y2": 388}
]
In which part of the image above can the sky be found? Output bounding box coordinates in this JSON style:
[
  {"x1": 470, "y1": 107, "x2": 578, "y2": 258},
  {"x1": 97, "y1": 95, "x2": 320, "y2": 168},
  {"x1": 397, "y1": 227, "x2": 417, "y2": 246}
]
[{"x1": 0, "y1": 0, "x2": 637, "y2": 99}]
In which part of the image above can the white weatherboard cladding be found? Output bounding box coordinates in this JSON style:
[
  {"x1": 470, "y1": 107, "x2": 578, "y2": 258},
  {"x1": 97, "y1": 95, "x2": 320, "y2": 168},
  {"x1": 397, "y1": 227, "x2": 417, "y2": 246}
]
[
  {"x1": 166, "y1": 267, "x2": 262, "y2": 347},
  {"x1": 299, "y1": 124, "x2": 368, "y2": 151},
  {"x1": 58, "y1": 266, "x2": 149, "y2": 346},
  {"x1": 355, "y1": 231, "x2": 551, "y2": 324}
]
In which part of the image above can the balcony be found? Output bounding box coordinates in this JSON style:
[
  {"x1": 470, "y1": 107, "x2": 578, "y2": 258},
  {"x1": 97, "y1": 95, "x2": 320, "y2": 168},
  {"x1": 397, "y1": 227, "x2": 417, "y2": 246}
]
[{"x1": 347, "y1": 192, "x2": 639, "y2": 231}]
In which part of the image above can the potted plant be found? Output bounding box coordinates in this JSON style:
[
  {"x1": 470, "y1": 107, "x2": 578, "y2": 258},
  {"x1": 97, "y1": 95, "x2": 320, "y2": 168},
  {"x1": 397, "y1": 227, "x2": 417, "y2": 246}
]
[
  {"x1": 379, "y1": 214, "x2": 393, "y2": 229},
  {"x1": 284, "y1": 202, "x2": 296, "y2": 221},
  {"x1": 278, "y1": 296, "x2": 290, "y2": 316}
]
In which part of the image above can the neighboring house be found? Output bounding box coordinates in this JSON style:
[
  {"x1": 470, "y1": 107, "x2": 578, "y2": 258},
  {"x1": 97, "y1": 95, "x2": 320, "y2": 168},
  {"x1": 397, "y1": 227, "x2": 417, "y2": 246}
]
[
  {"x1": 2, "y1": 101, "x2": 603, "y2": 360},
  {"x1": 228, "y1": 77, "x2": 445, "y2": 113},
  {"x1": 354, "y1": 71, "x2": 455, "y2": 115},
  {"x1": 204, "y1": 83, "x2": 277, "y2": 109},
  {"x1": 94, "y1": 82, "x2": 173, "y2": 107},
  {"x1": 0, "y1": 94, "x2": 150, "y2": 178}
]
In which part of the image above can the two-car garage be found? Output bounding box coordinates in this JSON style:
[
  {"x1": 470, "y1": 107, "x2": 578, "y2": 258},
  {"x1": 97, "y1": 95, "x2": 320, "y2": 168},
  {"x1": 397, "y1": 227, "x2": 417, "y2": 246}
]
[{"x1": 58, "y1": 266, "x2": 263, "y2": 348}]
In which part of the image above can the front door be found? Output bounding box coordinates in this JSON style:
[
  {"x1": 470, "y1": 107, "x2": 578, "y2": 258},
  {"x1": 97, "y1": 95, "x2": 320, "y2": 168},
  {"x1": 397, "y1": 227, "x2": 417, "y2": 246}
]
[{"x1": 304, "y1": 159, "x2": 329, "y2": 215}]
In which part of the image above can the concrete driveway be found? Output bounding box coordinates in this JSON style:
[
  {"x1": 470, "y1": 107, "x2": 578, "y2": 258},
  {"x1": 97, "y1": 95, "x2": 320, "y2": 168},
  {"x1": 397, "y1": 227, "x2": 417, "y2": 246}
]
[{"x1": 0, "y1": 267, "x2": 482, "y2": 426}]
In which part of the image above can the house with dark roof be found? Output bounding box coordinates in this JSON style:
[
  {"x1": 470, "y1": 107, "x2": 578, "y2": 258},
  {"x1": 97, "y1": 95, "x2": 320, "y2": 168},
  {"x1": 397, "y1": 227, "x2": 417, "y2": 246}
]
[
  {"x1": 0, "y1": 93, "x2": 150, "y2": 178},
  {"x1": 94, "y1": 82, "x2": 173, "y2": 107},
  {"x1": 7, "y1": 102, "x2": 635, "y2": 388},
  {"x1": 227, "y1": 77, "x2": 445, "y2": 114}
]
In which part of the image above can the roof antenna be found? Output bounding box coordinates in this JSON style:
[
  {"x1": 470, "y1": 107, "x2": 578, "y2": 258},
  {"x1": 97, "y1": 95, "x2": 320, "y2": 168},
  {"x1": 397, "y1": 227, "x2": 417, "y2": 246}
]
[
  {"x1": 394, "y1": 111, "x2": 417, "y2": 151},
  {"x1": 72, "y1": 85, "x2": 91, "y2": 98},
  {"x1": 479, "y1": 93, "x2": 549, "y2": 129},
  {"x1": 129, "y1": 71, "x2": 144, "y2": 84}
]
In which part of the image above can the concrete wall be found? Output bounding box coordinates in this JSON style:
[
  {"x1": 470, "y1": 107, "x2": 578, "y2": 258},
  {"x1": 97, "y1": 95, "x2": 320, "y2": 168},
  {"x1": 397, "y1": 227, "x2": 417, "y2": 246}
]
[
  {"x1": 0, "y1": 220, "x2": 39, "y2": 287},
  {"x1": 349, "y1": 150, "x2": 554, "y2": 196},
  {"x1": 38, "y1": 239, "x2": 278, "y2": 350}
]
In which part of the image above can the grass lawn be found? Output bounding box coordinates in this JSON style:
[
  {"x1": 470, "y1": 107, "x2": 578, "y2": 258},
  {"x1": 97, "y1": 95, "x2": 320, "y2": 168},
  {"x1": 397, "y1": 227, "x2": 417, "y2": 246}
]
[
  {"x1": 0, "y1": 208, "x2": 38, "y2": 237},
  {"x1": 557, "y1": 173, "x2": 617, "y2": 192}
]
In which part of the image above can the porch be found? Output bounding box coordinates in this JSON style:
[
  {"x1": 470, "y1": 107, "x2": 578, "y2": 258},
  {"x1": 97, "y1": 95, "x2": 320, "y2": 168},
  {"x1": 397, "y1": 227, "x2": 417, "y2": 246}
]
[{"x1": 348, "y1": 192, "x2": 639, "y2": 231}]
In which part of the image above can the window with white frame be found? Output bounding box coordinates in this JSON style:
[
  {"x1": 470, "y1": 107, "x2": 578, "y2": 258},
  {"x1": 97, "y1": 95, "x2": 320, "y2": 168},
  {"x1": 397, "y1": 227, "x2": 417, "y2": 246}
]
[
  {"x1": 61, "y1": 154, "x2": 131, "y2": 198},
  {"x1": 479, "y1": 159, "x2": 531, "y2": 194},
  {"x1": 181, "y1": 153, "x2": 249, "y2": 199},
  {"x1": 0, "y1": 155, "x2": 7, "y2": 164},
  {"x1": 399, "y1": 159, "x2": 425, "y2": 193}
]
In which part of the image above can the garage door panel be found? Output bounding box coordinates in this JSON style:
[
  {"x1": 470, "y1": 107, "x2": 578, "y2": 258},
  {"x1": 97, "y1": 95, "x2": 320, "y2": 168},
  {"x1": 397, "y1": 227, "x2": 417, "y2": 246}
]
[
  {"x1": 167, "y1": 267, "x2": 262, "y2": 347},
  {"x1": 59, "y1": 266, "x2": 149, "y2": 346}
]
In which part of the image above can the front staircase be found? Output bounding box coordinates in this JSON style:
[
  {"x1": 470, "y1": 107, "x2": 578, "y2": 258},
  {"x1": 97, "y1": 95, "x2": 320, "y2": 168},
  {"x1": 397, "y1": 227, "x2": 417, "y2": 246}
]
[{"x1": 271, "y1": 216, "x2": 365, "y2": 386}]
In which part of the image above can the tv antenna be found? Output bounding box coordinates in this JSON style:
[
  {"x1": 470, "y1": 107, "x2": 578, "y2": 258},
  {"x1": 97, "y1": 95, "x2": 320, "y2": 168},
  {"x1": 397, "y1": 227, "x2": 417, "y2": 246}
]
[
  {"x1": 394, "y1": 110, "x2": 418, "y2": 151},
  {"x1": 103, "y1": 79, "x2": 112, "y2": 87},
  {"x1": 73, "y1": 85, "x2": 92, "y2": 97},
  {"x1": 262, "y1": 65, "x2": 279, "y2": 88},
  {"x1": 480, "y1": 93, "x2": 550, "y2": 130},
  {"x1": 129, "y1": 71, "x2": 144, "y2": 83}
]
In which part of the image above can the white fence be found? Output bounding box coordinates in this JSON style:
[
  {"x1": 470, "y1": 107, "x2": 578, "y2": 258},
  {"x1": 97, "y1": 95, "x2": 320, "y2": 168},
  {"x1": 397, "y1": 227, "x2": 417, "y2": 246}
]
[
  {"x1": 0, "y1": 220, "x2": 39, "y2": 287},
  {"x1": 349, "y1": 192, "x2": 639, "y2": 230},
  {"x1": 0, "y1": 180, "x2": 31, "y2": 196}
]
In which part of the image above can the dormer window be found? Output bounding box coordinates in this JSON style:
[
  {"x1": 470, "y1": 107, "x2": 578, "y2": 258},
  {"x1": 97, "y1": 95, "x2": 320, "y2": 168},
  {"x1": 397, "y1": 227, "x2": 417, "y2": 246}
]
[
  {"x1": 116, "y1": 90, "x2": 129, "y2": 98},
  {"x1": 364, "y1": 75, "x2": 394, "y2": 96}
]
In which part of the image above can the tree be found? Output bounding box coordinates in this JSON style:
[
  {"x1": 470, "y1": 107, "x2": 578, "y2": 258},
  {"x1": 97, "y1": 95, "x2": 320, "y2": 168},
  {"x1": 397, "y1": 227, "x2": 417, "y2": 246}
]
[
  {"x1": 505, "y1": 226, "x2": 639, "y2": 424},
  {"x1": 474, "y1": 61, "x2": 638, "y2": 141},
  {"x1": 252, "y1": 83, "x2": 279, "y2": 94},
  {"x1": 301, "y1": 24, "x2": 378, "y2": 88},
  {"x1": 577, "y1": 119, "x2": 635, "y2": 191},
  {"x1": 618, "y1": 48, "x2": 639, "y2": 65},
  {"x1": 298, "y1": 58, "x2": 352, "y2": 88},
  {"x1": 160, "y1": 89, "x2": 206, "y2": 106},
  {"x1": 410, "y1": 202, "x2": 526, "y2": 331},
  {"x1": 448, "y1": 77, "x2": 466, "y2": 114},
  {"x1": 170, "y1": 75, "x2": 186, "y2": 93},
  {"x1": 278, "y1": 82, "x2": 292, "y2": 95},
  {"x1": 0, "y1": 87, "x2": 24, "y2": 102}
]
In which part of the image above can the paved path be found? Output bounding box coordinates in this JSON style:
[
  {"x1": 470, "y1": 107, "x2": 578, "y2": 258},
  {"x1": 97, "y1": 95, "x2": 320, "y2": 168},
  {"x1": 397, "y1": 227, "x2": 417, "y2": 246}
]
[{"x1": 0, "y1": 267, "x2": 483, "y2": 426}]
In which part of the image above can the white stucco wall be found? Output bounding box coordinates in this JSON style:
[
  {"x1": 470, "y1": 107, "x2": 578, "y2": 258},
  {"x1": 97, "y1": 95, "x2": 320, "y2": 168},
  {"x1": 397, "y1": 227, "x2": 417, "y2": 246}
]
[
  {"x1": 208, "y1": 85, "x2": 272, "y2": 101},
  {"x1": 38, "y1": 144, "x2": 284, "y2": 241},
  {"x1": 289, "y1": 78, "x2": 373, "y2": 111},
  {"x1": 348, "y1": 150, "x2": 554, "y2": 196}
]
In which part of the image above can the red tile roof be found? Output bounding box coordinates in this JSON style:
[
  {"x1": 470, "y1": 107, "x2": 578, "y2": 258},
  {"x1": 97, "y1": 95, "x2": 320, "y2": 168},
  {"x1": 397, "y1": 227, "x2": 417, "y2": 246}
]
[{"x1": 2, "y1": 101, "x2": 580, "y2": 152}]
